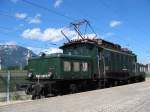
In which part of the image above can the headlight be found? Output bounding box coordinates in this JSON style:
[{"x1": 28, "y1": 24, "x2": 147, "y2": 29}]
[
  {"x1": 27, "y1": 72, "x2": 32, "y2": 78},
  {"x1": 48, "y1": 72, "x2": 52, "y2": 77}
]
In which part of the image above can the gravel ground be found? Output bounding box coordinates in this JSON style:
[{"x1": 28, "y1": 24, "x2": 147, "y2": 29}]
[{"x1": 1, "y1": 79, "x2": 150, "y2": 112}]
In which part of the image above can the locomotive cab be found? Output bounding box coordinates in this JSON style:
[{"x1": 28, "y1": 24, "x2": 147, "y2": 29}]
[{"x1": 27, "y1": 53, "x2": 92, "y2": 81}]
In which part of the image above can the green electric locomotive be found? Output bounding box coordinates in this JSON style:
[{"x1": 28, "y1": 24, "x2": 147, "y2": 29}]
[{"x1": 26, "y1": 38, "x2": 146, "y2": 99}]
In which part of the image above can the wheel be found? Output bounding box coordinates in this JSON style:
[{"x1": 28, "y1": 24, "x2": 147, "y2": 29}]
[
  {"x1": 41, "y1": 86, "x2": 49, "y2": 98},
  {"x1": 114, "y1": 81, "x2": 118, "y2": 86},
  {"x1": 25, "y1": 85, "x2": 33, "y2": 95},
  {"x1": 31, "y1": 83, "x2": 42, "y2": 100},
  {"x1": 70, "y1": 84, "x2": 78, "y2": 94},
  {"x1": 31, "y1": 89, "x2": 36, "y2": 100},
  {"x1": 31, "y1": 89, "x2": 42, "y2": 100},
  {"x1": 32, "y1": 95, "x2": 36, "y2": 100}
]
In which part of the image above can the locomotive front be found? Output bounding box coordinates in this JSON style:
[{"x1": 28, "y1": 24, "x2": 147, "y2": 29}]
[
  {"x1": 25, "y1": 52, "x2": 92, "y2": 99},
  {"x1": 27, "y1": 55, "x2": 58, "y2": 81}
]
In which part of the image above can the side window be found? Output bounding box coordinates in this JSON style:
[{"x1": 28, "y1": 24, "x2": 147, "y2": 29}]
[
  {"x1": 82, "y1": 62, "x2": 88, "y2": 72},
  {"x1": 73, "y1": 62, "x2": 80, "y2": 72},
  {"x1": 64, "y1": 61, "x2": 71, "y2": 72}
]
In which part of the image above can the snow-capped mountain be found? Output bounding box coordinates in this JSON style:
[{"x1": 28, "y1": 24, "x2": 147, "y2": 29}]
[{"x1": 0, "y1": 45, "x2": 36, "y2": 69}]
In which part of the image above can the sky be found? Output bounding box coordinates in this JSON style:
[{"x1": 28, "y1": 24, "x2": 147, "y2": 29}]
[{"x1": 0, "y1": 0, "x2": 150, "y2": 64}]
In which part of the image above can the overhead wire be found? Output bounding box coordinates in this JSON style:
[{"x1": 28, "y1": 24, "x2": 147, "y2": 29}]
[
  {"x1": 21, "y1": 0, "x2": 75, "y2": 21},
  {"x1": 0, "y1": 10, "x2": 64, "y2": 48},
  {"x1": 0, "y1": 1, "x2": 99, "y2": 40},
  {"x1": 21, "y1": 0, "x2": 99, "y2": 39}
]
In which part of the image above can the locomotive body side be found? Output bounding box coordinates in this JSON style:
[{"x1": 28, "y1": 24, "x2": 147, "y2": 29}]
[
  {"x1": 61, "y1": 39, "x2": 146, "y2": 83},
  {"x1": 101, "y1": 48, "x2": 136, "y2": 81}
]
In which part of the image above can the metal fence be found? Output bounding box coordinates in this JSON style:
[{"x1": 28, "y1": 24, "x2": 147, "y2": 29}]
[{"x1": 0, "y1": 71, "x2": 31, "y2": 102}]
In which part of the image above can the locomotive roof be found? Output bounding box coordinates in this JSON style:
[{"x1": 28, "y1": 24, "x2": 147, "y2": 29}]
[{"x1": 60, "y1": 38, "x2": 135, "y2": 56}]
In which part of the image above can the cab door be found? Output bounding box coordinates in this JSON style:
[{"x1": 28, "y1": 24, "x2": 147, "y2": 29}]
[{"x1": 98, "y1": 49, "x2": 104, "y2": 78}]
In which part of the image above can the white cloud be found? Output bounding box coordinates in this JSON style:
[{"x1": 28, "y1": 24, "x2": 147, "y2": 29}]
[
  {"x1": 138, "y1": 56, "x2": 150, "y2": 65},
  {"x1": 27, "y1": 14, "x2": 41, "y2": 24},
  {"x1": 54, "y1": 0, "x2": 63, "y2": 8},
  {"x1": 27, "y1": 47, "x2": 62, "y2": 55},
  {"x1": 22, "y1": 28, "x2": 42, "y2": 40},
  {"x1": 22, "y1": 27, "x2": 76, "y2": 42},
  {"x1": 43, "y1": 48, "x2": 63, "y2": 54},
  {"x1": 84, "y1": 34, "x2": 97, "y2": 39},
  {"x1": 5, "y1": 41, "x2": 17, "y2": 45},
  {"x1": 95, "y1": 32, "x2": 114, "y2": 40},
  {"x1": 27, "y1": 47, "x2": 41, "y2": 54},
  {"x1": 0, "y1": 41, "x2": 17, "y2": 45},
  {"x1": 15, "y1": 13, "x2": 27, "y2": 19},
  {"x1": 110, "y1": 20, "x2": 122, "y2": 28},
  {"x1": 71, "y1": 33, "x2": 97, "y2": 40},
  {"x1": 138, "y1": 59, "x2": 149, "y2": 65},
  {"x1": 15, "y1": 13, "x2": 41, "y2": 24}
]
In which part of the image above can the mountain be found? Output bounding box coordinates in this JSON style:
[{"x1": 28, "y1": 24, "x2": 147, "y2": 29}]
[{"x1": 0, "y1": 45, "x2": 36, "y2": 69}]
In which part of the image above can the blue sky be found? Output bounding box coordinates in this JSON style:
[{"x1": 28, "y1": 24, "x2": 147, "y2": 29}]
[{"x1": 0, "y1": 0, "x2": 150, "y2": 63}]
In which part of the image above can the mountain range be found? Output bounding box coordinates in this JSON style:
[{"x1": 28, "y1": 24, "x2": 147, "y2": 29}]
[{"x1": 0, "y1": 45, "x2": 36, "y2": 69}]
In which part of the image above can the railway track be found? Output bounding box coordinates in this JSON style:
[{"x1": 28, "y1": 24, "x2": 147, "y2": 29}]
[{"x1": 0, "y1": 79, "x2": 150, "y2": 112}]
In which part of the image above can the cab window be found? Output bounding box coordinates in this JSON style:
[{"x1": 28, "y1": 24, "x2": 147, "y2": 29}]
[
  {"x1": 73, "y1": 62, "x2": 80, "y2": 72},
  {"x1": 64, "y1": 61, "x2": 71, "y2": 72},
  {"x1": 82, "y1": 62, "x2": 88, "y2": 72}
]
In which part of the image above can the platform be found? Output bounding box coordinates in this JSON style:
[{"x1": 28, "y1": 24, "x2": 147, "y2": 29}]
[{"x1": 0, "y1": 79, "x2": 150, "y2": 112}]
